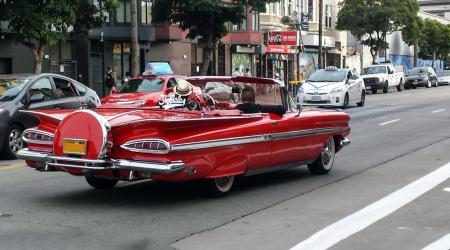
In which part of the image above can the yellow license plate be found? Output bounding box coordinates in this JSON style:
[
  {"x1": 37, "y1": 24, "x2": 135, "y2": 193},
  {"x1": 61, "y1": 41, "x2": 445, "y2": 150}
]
[{"x1": 63, "y1": 139, "x2": 87, "y2": 155}]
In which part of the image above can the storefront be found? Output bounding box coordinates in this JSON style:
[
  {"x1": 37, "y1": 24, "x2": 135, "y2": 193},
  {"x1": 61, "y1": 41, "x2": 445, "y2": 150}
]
[
  {"x1": 231, "y1": 45, "x2": 258, "y2": 76},
  {"x1": 264, "y1": 45, "x2": 296, "y2": 85}
]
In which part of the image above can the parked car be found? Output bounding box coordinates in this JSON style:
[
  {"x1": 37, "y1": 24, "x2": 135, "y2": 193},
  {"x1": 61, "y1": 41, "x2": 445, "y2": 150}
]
[
  {"x1": 297, "y1": 67, "x2": 365, "y2": 109},
  {"x1": 436, "y1": 70, "x2": 450, "y2": 86},
  {"x1": 405, "y1": 67, "x2": 438, "y2": 89},
  {"x1": 101, "y1": 63, "x2": 201, "y2": 106},
  {"x1": 17, "y1": 76, "x2": 351, "y2": 196},
  {"x1": 0, "y1": 73, "x2": 100, "y2": 159},
  {"x1": 361, "y1": 64, "x2": 405, "y2": 94}
]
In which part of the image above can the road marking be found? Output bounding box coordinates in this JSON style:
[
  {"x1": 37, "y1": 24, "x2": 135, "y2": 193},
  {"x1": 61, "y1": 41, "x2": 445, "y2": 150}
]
[
  {"x1": 422, "y1": 233, "x2": 450, "y2": 250},
  {"x1": 443, "y1": 187, "x2": 450, "y2": 192},
  {"x1": 379, "y1": 119, "x2": 400, "y2": 126},
  {"x1": 290, "y1": 162, "x2": 450, "y2": 250},
  {"x1": 0, "y1": 164, "x2": 25, "y2": 172},
  {"x1": 432, "y1": 109, "x2": 446, "y2": 113}
]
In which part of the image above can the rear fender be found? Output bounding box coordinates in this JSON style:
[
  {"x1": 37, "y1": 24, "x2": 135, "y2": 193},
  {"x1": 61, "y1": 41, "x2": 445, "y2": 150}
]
[{"x1": 206, "y1": 156, "x2": 248, "y2": 179}]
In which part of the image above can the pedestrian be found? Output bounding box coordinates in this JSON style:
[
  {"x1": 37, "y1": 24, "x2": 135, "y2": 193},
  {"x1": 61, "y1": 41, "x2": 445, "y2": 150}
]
[
  {"x1": 232, "y1": 67, "x2": 241, "y2": 76},
  {"x1": 105, "y1": 66, "x2": 115, "y2": 96},
  {"x1": 244, "y1": 68, "x2": 252, "y2": 77}
]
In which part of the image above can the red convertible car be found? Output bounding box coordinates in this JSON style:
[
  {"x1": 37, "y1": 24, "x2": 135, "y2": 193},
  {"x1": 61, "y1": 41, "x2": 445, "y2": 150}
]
[{"x1": 17, "y1": 76, "x2": 350, "y2": 196}]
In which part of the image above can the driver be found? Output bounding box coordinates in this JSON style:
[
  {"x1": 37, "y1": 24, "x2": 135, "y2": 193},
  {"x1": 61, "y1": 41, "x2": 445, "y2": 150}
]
[{"x1": 235, "y1": 86, "x2": 286, "y2": 116}]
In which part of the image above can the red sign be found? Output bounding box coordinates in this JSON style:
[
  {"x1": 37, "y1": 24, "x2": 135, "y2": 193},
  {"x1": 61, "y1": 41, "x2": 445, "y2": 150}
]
[
  {"x1": 265, "y1": 45, "x2": 290, "y2": 54},
  {"x1": 268, "y1": 31, "x2": 299, "y2": 46}
]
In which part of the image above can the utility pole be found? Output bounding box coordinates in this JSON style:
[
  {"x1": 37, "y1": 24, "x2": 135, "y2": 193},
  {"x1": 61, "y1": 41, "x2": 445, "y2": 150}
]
[
  {"x1": 318, "y1": 0, "x2": 323, "y2": 69},
  {"x1": 130, "y1": 0, "x2": 140, "y2": 77}
]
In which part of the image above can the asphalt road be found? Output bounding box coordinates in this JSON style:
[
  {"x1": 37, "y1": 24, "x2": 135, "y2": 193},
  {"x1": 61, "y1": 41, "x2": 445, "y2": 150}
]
[{"x1": 1, "y1": 86, "x2": 450, "y2": 250}]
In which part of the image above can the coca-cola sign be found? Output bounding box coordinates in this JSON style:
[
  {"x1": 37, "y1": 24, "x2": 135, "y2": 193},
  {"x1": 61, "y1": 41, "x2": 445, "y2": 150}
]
[{"x1": 268, "y1": 31, "x2": 298, "y2": 46}]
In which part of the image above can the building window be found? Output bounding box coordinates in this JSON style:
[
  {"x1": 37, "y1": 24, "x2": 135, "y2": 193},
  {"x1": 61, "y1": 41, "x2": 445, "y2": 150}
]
[
  {"x1": 308, "y1": 0, "x2": 314, "y2": 21},
  {"x1": 252, "y1": 12, "x2": 259, "y2": 31},
  {"x1": 115, "y1": 0, "x2": 130, "y2": 23},
  {"x1": 281, "y1": 0, "x2": 285, "y2": 16},
  {"x1": 141, "y1": 0, "x2": 152, "y2": 24},
  {"x1": 272, "y1": 2, "x2": 279, "y2": 15},
  {"x1": 288, "y1": 0, "x2": 292, "y2": 16},
  {"x1": 325, "y1": 5, "x2": 332, "y2": 28}
]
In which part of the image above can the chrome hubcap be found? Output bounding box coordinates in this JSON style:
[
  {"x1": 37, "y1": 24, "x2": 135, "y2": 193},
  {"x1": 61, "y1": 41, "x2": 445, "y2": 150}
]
[
  {"x1": 9, "y1": 129, "x2": 23, "y2": 154},
  {"x1": 321, "y1": 138, "x2": 335, "y2": 170},
  {"x1": 214, "y1": 176, "x2": 234, "y2": 192}
]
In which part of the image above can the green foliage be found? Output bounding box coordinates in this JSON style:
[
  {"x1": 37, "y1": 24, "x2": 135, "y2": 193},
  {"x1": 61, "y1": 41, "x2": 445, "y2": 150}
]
[
  {"x1": 0, "y1": 0, "x2": 118, "y2": 49},
  {"x1": 336, "y1": 0, "x2": 418, "y2": 62},
  {"x1": 418, "y1": 19, "x2": 450, "y2": 61},
  {"x1": 399, "y1": 0, "x2": 421, "y2": 46}
]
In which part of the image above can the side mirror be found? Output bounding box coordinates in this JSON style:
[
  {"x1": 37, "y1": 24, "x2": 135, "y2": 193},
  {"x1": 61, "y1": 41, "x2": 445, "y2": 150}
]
[{"x1": 30, "y1": 93, "x2": 45, "y2": 104}]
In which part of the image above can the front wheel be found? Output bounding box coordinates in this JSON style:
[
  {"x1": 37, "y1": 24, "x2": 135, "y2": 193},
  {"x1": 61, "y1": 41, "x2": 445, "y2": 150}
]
[
  {"x1": 204, "y1": 176, "x2": 235, "y2": 197},
  {"x1": 357, "y1": 91, "x2": 365, "y2": 107},
  {"x1": 85, "y1": 176, "x2": 118, "y2": 189},
  {"x1": 435, "y1": 80, "x2": 439, "y2": 87},
  {"x1": 2, "y1": 125, "x2": 24, "y2": 159},
  {"x1": 426, "y1": 79, "x2": 432, "y2": 88},
  {"x1": 383, "y1": 81, "x2": 389, "y2": 93},
  {"x1": 397, "y1": 79, "x2": 404, "y2": 92},
  {"x1": 342, "y1": 93, "x2": 349, "y2": 109},
  {"x1": 308, "y1": 136, "x2": 336, "y2": 175}
]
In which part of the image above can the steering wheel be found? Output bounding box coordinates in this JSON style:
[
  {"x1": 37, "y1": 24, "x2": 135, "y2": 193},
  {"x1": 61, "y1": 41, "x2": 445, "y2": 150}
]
[{"x1": 197, "y1": 93, "x2": 218, "y2": 111}]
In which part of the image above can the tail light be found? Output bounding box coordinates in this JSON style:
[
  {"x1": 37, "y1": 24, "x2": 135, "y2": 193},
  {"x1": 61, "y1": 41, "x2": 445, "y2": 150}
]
[
  {"x1": 121, "y1": 139, "x2": 171, "y2": 154},
  {"x1": 23, "y1": 129, "x2": 54, "y2": 145}
]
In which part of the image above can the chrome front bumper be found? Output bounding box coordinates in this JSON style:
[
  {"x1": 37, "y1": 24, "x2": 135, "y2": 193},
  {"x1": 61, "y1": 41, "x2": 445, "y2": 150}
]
[
  {"x1": 340, "y1": 138, "x2": 351, "y2": 147},
  {"x1": 17, "y1": 148, "x2": 185, "y2": 174}
]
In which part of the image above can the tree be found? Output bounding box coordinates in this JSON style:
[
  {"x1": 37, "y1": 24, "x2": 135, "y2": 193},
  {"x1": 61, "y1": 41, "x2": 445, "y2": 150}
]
[
  {"x1": 152, "y1": 0, "x2": 279, "y2": 75},
  {"x1": 418, "y1": 19, "x2": 450, "y2": 67},
  {"x1": 130, "y1": 0, "x2": 139, "y2": 77},
  {"x1": 399, "y1": 0, "x2": 421, "y2": 66},
  {"x1": 0, "y1": 0, "x2": 118, "y2": 73},
  {"x1": 336, "y1": 0, "x2": 412, "y2": 64}
]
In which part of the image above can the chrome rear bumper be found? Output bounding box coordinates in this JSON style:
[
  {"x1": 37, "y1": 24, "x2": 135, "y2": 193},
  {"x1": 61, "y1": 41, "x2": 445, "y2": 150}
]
[
  {"x1": 17, "y1": 148, "x2": 185, "y2": 174},
  {"x1": 340, "y1": 137, "x2": 351, "y2": 147}
]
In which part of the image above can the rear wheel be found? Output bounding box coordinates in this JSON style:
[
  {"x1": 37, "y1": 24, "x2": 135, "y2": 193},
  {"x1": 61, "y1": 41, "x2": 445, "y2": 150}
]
[
  {"x1": 357, "y1": 91, "x2": 365, "y2": 107},
  {"x1": 405, "y1": 84, "x2": 410, "y2": 90},
  {"x1": 308, "y1": 137, "x2": 335, "y2": 175},
  {"x1": 85, "y1": 176, "x2": 118, "y2": 189},
  {"x1": 397, "y1": 79, "x2": 404, "y2": 92},
  {"x1": 204, "y1": 176, "x2": 235, "y2": 197},
  {"x1": 383, "y1": 81, "x2": 389, "y2": 93},
  {"x1": 2, "y1": 125, "x2": 24, "y2": 159}
]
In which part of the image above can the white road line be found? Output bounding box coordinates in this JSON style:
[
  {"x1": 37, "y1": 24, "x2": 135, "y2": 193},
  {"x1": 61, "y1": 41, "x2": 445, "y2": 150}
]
[
  {"x1": 379, "y1": 119, "x2": 400, "y2": 126},
  {"x1": 289, "y1": 162, "x2": 450, "y2": 250},
  {"x1": 432, "y1": 109, "x2": 446, "y2": 113},
  {"x1": 422, "y1": 233, "x2": 450, "y2": 250},
  {"x1": 443, "y1": 187, "x2": 450, "y2": 192}
]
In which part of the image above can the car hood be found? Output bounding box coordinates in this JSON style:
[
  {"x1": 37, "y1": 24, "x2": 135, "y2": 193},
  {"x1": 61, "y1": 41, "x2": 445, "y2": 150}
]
[
  {"x1": 406, "y1": 74, "x2": 426, "y2": 79},
  {"x1": 101, "y1": 92, "x2": 164, "y2": 106},
  {"x1": 302, "y1": 81, "x2": 345, "y2": 91},
  {"x1": 361, "y1": 73, "x2": 385, "y2": 79}
]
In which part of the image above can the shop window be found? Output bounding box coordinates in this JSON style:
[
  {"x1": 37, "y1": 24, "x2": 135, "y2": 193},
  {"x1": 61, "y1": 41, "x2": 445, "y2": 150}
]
[
  {"x1": 113, "y1": 42, "x2": 131, "y2": 83},
  {"x1": 141, "y1": 0, "x2": 152, "y2": 24}
]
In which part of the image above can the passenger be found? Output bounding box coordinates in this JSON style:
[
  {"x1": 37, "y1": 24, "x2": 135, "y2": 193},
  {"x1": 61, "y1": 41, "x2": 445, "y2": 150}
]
[{"x1": 235, "y1": 86, "x2": 286, "y2": 116}]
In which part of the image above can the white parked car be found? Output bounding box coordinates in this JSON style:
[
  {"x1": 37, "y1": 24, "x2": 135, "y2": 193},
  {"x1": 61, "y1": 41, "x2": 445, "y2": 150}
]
[
  {"x1": 361, "y1": 64, "x2": 405, "y2": 94},
  {"x1": 437, "y1": 70, "x2": 450, "y2": 86},
  {"x1": 297, "y1": 67, "x2": 366, "y2": 109}
]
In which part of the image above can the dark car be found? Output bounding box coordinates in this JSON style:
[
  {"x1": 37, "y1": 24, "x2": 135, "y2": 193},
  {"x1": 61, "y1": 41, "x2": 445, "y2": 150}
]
[
  {"x1": 405, "y1": 67, "x2": 438, "y2": 89},
  {"x1": 0, "y1": 73, "x2": 100, "y2": 159}
]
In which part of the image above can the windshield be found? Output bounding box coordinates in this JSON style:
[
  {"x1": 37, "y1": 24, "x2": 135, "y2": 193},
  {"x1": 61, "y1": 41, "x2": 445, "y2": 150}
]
[
  {"x1": 118, "y1": 78, "x2": 164, "y2": 93},
  {"x1": 409, "y1": 68, "x2": 427, "y2": 75},
  {"x1": 307, "y1": 70, "x2": 347, "y2": 83},
  {"x1": 363, "y1": 66, "x2": 386, "y2": 75},
  {"x1": 0, "y1": 78, "x2": 29, "y2": 102}
]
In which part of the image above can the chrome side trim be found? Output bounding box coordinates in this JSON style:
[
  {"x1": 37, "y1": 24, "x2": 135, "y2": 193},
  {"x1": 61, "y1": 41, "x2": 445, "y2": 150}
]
[
  {"x1": 171, "y1": 134, "x2": 269, "y2": 151},
  {"x1": 20, "y1": 110, "x2": 64, "y2": 121},
  {"x1": 120, "y1": 139, "x2": 171, "y2": 154},
  {"x1": 171, "y1": 127, "x2": 348, "y2": 151},
  {"x1": 22, "y1": 129, "x2": 55, "y2": 145},
  {"x1": 271, "y1": 127, "x2": 348, "y2": 141}
]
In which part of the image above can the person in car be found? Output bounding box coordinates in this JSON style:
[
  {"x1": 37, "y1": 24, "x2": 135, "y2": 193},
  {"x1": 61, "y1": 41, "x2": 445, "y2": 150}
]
[{"x1": 235, "y1": 86, "x2": 286, "y2": 116}]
